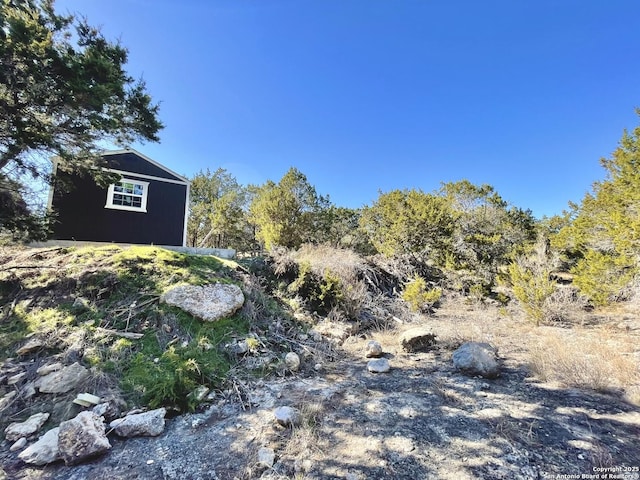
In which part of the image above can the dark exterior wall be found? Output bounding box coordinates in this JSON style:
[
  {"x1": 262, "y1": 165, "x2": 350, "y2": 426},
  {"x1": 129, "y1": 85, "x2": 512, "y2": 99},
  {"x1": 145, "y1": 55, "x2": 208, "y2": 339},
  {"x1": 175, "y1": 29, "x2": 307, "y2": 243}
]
[
  {"x1": 51, "y1": 171, "x2": 187, "y2": 246},
  {"x1": 104, "y1": 152, "x2": 182, "y2": 181}
]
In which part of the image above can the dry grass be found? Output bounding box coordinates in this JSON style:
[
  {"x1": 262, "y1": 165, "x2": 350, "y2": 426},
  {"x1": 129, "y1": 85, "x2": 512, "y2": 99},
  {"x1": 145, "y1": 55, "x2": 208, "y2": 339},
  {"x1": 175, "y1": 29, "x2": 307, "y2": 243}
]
[
  {"x1": 528, "y1": 328, "x2": 640, "y2": 398},
  {"x1": 293, "y1": 244, "x2": 369, "y2": 281},
  {"x1": 281, "y1": 401, "x2": 325, "y2": 457}
]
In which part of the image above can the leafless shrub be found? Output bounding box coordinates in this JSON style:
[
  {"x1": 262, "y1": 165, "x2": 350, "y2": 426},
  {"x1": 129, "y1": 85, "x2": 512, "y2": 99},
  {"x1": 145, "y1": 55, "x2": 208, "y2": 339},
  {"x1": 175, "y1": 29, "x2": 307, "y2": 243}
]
[
  {"x1": 542, "y1": 285, "x2": 589, "y2": 324},
  {"x1": 590, "y1": 442, "x2": 614, "y2": 470},
  {"x1": 270, "y1": 246, "x2": 297, "y2": 276}
]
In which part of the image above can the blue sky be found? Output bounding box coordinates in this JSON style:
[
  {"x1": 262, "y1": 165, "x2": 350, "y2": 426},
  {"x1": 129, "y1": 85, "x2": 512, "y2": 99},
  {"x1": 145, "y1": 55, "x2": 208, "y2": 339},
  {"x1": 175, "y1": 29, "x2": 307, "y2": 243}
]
[{"x1": 57, "y1": 0, "x2": 640, "y2": 218}]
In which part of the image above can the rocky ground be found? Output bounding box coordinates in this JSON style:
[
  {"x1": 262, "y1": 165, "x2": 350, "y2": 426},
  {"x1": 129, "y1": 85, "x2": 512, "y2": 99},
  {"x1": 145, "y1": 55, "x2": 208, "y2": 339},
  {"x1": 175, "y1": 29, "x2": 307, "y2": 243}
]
[{"x1": 2, "y1": 309, "x2": 639, "y2": 480}]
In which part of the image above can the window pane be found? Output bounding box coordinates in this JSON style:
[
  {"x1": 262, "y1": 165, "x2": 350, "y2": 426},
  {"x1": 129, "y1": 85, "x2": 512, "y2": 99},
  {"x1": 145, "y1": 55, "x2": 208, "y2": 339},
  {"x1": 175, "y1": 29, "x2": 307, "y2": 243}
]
[{"x1": 109, "y1": 180, "x2": 146, "y2": 210}]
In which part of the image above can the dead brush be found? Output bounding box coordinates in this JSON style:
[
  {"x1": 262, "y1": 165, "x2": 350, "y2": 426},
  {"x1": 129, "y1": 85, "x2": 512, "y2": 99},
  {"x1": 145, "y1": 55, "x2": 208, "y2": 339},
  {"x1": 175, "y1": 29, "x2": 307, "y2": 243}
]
[
  {"x1": 431, "y1": 377, "x2": 463, "y2": 405},
  {"x1": 590, "y1": 441, "x2": 614, "y2": 470},
  {"x1": 542, "y1": 285, "x2": 590, "y2": 324},
  {"x1": 281, "y1": 401, "x2": 326, "y2": 459},
  {"x1": 491, "y1": 417, "x2": 539, "y2": 447},
  {"x1": 528, "y1": 328, "x2": 639, "y2": 395}
]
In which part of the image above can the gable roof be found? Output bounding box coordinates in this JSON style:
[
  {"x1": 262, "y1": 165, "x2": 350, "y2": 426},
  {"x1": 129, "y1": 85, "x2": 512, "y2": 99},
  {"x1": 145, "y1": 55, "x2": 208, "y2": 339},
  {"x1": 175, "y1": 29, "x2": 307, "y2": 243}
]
[{"x1": 101, "y1": 149, "x2": 189, "y2": 185}]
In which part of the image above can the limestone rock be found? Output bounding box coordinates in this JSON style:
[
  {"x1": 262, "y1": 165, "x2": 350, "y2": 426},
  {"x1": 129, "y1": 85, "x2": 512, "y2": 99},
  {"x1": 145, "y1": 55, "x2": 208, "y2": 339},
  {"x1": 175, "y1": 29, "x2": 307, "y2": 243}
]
[
  {"x1": 5, "y1": 412, "x2": 50, "y2": 441},
  {"x1": 0, "y1": 392, "x2": 16, "y2": 411},
  {"x1": 311, "y1": 321, "x2": 354, "y2": 343},
  {"x1": 91, "y1": 398, "x2": 124, "y2": 422},
  {"x1": 10, "y1": 437, "x2": 27, "y2": 452},
  {"x1": 16, "y1": 337, "x2": 44, "y2": 356},
  {"x1": 72, "y1": 297, "x2": 90, "y2": 310},
  {"x1": 399, "y1": 327, "x2": 437, "y2": 352},
  {"x1": 58, "y1": 412, "x2": 111, "y2": 466},
  {"x1": 257, "y1": 447, "x2": 276, "y2": 468},
  {"x1": 367, "y1": 358, "x2": 391, "y2": 373},
  {"x1": 36, "y1": 362, "x2": 63, "y2": 376},
  {"x1": 232, "y1": 340, "x2": 249, "y2": 354},
  {"x1": 7, "y1": 372, "x2": 26, "y2": 385},
  {"x1": 35, "y1": 362, "x2": 89, "y2": 394},
  {"x1": 161, "y1": 283, "x2": 244, "y2": 322},
  {"x1": 365, "y1": 340, "x2": 383, "y2": 358},
  {"x1": 109, "y1": 408, "x2": 166, "y2": 437},
  {"x1": 22, "y1": 383, "x2": 36, "y2": 400},
  {"x1": 188, "y1": 385, "x2": 210, "y2": 403},
  {"x1": 18, "y1": 427, "x2": 61, "y2": 465},
  {"x1": 273, "y1": 406, "x2": 301, "y2": 427},
  {"x1": 452, "y1": 342, "x2": 500, "y2": 379},
  {"x1": 285, "y1": 352, "x2": 301, "y2": 371}
]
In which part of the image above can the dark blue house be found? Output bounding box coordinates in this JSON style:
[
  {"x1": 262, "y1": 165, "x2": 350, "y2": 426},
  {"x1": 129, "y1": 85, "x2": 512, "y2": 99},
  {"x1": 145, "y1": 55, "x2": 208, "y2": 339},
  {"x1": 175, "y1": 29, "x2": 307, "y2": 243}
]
[{"x1": 49, "y1": 149, "x2": 190, "y2": 247}]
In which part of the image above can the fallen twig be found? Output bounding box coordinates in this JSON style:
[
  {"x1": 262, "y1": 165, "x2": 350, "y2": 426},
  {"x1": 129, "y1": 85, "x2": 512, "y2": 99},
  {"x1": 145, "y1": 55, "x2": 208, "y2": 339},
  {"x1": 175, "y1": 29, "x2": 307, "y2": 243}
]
[{"x1": 95, "y1": 327, "x2": 144, "y2": 340}]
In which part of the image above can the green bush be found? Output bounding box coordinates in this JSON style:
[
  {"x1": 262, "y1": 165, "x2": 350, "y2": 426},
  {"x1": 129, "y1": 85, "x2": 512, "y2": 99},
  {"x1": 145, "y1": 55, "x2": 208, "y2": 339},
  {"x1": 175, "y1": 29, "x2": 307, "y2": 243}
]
[
  {"x1": 572, "y1": 250, "x2": 637, "y2": 306},
  {"x1": 402, "y1": 275, "x2": 442, "y2": 312},
  {"x1": 287, "y1": 262, "x2": 344, "y2": 315},
  {"x1": 508, "y1": 258, "x2": 555, "y2": 326}
]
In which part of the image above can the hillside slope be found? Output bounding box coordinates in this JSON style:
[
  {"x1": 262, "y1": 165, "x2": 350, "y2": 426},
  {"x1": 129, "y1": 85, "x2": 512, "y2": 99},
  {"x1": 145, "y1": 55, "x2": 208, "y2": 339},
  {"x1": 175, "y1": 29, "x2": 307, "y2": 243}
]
[{"x1": 1, "y1": 246, "x2": 639, "y2": 479}]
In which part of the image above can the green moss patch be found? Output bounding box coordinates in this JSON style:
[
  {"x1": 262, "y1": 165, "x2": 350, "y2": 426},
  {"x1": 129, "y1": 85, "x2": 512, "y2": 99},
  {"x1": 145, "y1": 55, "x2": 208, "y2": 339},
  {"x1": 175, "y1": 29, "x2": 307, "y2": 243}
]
[{"x1": 0, "y1": 245, "x2": 250, "y2": 412}]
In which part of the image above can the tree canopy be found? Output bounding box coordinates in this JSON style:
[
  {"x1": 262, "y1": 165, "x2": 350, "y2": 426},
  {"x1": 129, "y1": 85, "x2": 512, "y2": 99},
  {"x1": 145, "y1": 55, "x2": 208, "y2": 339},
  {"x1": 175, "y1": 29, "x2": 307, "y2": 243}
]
[
  {"x1": 0, "y1": 0, "x2": 163, "y2": 238},
  {"x1": 360, "y1": 189, "x2": 455, "y2": 262},
  {"x1": 187, "y1": 168, "x2": 252, "y2": 251},
  {"x1": 249, "y1": 167, "x2": 329, "y2": 251},
  {"x1": 553, "y1": 113, "x2": 640, "y2": 304}
]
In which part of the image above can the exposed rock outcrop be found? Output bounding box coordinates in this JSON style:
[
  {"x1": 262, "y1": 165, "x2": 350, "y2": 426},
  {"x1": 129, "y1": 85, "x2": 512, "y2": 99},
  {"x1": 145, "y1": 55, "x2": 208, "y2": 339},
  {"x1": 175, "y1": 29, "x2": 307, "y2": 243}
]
[{"x1": 18, "y1": 427, "x2": 60, "y2": 465}]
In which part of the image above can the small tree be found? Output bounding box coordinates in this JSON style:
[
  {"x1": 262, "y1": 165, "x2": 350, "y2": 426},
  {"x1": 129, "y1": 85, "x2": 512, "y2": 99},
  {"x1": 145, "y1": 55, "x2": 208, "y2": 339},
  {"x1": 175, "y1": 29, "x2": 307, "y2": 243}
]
[
  {"x1": 401, "y1": 275, "x2": 442, "y2": 313},
  {"x1": 508, "y1": 240, "x2": 556, "y2": 326},
  {"x1": 440, "y1": 180, "x2": 537, "y2": 289}
]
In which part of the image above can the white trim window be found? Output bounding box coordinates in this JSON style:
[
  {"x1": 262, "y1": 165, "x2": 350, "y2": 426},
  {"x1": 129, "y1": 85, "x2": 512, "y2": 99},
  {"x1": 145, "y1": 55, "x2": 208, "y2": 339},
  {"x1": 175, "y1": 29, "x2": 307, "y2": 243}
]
[{"x1": 105, "y1": 179, "x2": 149, "y2": 212}]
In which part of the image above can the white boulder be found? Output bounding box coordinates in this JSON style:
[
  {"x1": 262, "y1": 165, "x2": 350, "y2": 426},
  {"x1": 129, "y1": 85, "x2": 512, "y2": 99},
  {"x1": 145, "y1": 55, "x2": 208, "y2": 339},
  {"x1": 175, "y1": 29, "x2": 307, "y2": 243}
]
[
  {"x1": 365, "y1": 340, "x2": 383, "y2": 358},
  {"x1": 285, "y1": 352, "x2": 301, "y2": 371},
  {"x1": 161, "y1": 284, "x2": 244, "y2": 322},
  {"x1": 367, "y1": 358, "x2": 391, "y2": 373},
  {"x1": 452, "y1": 342, "x2": 500, "y2": 379},
  {"x1": 274, "y1": 406, "x2": 301, "y2": 427}
]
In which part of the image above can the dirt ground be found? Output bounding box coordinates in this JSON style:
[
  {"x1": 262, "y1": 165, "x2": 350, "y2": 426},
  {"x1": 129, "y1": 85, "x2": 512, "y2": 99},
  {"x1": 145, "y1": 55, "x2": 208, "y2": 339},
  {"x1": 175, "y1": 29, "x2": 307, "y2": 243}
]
[{"x1": 3, "y1": 302, "x2": 639, "y2": 480}]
